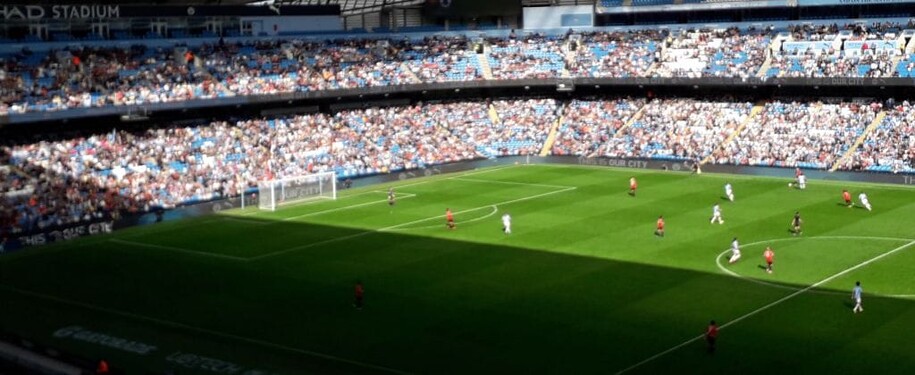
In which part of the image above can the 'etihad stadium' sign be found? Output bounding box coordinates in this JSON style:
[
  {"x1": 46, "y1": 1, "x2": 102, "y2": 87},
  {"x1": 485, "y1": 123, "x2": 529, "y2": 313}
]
[{"x1": 0, "y1": 5, "x2": 120, "y2": 20}]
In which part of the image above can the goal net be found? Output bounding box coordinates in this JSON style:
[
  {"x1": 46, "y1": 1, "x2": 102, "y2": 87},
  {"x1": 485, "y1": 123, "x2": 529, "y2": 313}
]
[{"x1": 257, "y1": 171, "x2": 337, "y2": 211}]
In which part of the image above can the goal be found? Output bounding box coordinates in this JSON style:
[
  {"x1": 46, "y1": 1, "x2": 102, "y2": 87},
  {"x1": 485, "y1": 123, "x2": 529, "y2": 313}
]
[{"x1": 258, "y1": 171, "x2": 337, "y2": 211}]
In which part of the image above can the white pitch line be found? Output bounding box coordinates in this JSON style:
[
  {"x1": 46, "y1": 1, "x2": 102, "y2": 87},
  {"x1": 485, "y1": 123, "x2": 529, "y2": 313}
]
[
  {"x1": 389, "y1": 205, "x2": 500, "y2": 231},
  {"x1": 237, "y1": 189, "x2": 393, "y2": 216},
  {"x1": 240, "y1": 165, "x2": 515, "y2": 218},
  {"x1": 715, "y1": 236, "x2": 915, "y2": 295},
  {"x1": 449, "y1": 177, "x2": 576, "y2": 189},
  {"x1": 250, "y1": 186, "x2": 576, "y2": 261},
  {"x1": 0, "y1": 284, "x2": 412, "y2": 375},
  {"x1": 886, "y1": 294, "x2": 915, "y2": 299},
  {"x1": 221, "y1": 217, "x2": 271, "y2": 226},
  {"x1": 117, "y1": 218, "x2": 221, "y2": 240},
  {"x1": 541, "y1": 163, "x2": 915, "y2": 191},
  {"x1": 281, "y1": 193, "x2": 417, "y2": 221},
  {"x1": 109, "y1": 239, "x2": 249, "y2": 261},
  {"x1": 616, "y1": 237, "x2": 915, "y2": 375},
  {"x1": 388, "y1": 164, "x2": 519, "y2": 190}
]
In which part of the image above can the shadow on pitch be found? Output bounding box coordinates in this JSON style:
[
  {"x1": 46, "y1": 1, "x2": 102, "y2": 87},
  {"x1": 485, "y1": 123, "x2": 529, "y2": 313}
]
[{"x1": 3, "y1": 210, "x2": 915, "y2": 375}]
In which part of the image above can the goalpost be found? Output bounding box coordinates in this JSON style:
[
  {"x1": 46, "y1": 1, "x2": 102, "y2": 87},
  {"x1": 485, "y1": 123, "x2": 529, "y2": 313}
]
[{"x1": 257, "y1": 171, "x2": 337, "y2": 211}]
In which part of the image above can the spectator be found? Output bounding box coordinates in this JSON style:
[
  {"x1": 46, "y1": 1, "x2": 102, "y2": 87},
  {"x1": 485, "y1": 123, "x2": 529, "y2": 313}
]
[
  {"x1": 844, "y1": 100, "x2": 914, "y2": 173},
  {"x1": 711, "y1": 100, "x2": 877, "y2": 169}
]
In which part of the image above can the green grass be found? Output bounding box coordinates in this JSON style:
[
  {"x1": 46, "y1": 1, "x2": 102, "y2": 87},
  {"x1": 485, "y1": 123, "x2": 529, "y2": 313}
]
[{"x1": 1, "y1": 164, "x2": 914, "y2": 374}]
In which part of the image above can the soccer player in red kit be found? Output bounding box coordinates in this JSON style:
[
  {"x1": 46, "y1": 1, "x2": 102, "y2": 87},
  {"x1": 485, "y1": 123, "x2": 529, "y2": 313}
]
[
  {"x1": 842, "y1": 189, "x2": 852, "y2": 208},
  {"x1": 763, "y1": 247, "x2": 774, "y2": 274},
  {"x1": 629, "y1": 177, "x2": 638, "y2": 196},
  {"x1": 96, "y1": 359, "x2": 110, "y2": 374},
  {"x1": 446, "y1": 208, "x2": 455, "y2": 230},
  {"x1": 706, "y1": 320, "x2": 718, "y2": 354},
  {"x1": 354, "y1": 281, "x2": 364, "y2": 310},
  {"x1": 655, "y1": 215, "x2": 665, "y2": 237}
]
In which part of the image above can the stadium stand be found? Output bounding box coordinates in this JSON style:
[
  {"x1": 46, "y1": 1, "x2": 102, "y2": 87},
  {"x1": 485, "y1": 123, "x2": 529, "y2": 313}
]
[
  {"x1": 4, "y1": 19, "x2": 915, "y2": 235},
  {"x1": 568, "y1": 30, "x2": 661, "y2": 78},
  {"x1": 4, "y1": 95, "x2": 913, "y2": 235},
  {"x1": 481, "y1": 99, "x2": 557, "y2": 157},
  {"x1": 4, "y1": 21, "x2": 915, "y2": 116},
  {"x1": 653, "y1": 27, "x2": 770, "y2": 78},
  {"x1": 552, "y1": 98, "x2": 647, "y2": 156},
  {"x1": 844, "y1": 101, "x2": 915, "y2": 173},
  {"x1": 711, "y1": 100, "x2": 879, "y2": 169},
  {"x1": 767, "y1": 23, "x2": 905, "y2": 78},
  {"x1": 487, "y1": 35, "x2": 567, "y2": 79},
  {"x1": 601, "y1": 98, "x2": 753, "y2": 160}
]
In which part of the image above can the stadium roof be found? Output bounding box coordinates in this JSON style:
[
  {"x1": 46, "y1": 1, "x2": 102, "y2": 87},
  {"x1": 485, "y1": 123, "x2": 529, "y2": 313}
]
[
  {"x1": 12, "y1": 0, "x2": 424, "y2": 17},
  {"x1": 21, "y1": 0, "x2": 264, "y2": 4},
  {"x1": 19, "y1": 0, "x2": 421, "y2": 5}
]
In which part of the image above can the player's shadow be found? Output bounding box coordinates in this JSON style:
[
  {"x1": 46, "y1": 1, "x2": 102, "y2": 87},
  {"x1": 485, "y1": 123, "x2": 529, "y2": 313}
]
[
  {"x1": 756, "y1": 264, "x2": 767, "y2": 270},
  {"x1": 720, "y1": 196, "x2": 730, "y2": 201},
  {"x1": 695, "y1": 342, "x2": 717, "y2": 356}
]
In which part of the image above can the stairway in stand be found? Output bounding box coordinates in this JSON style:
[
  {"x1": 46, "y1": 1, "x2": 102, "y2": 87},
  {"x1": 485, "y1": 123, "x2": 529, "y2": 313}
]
[
  {"x1": 830, "y1": 111, "x2": 886, "y2": 172},
  {"x1": 476, "y1": 49, "x2": 494, "y2": 80},
  {"x1": 701, "y1": 101, "x2": 766, "y2": 166}
]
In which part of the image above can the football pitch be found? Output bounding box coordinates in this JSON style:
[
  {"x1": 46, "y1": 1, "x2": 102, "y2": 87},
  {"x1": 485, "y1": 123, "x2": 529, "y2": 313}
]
[{"x1": 2, "y1": 164, "x2": 915, "y2": 374}]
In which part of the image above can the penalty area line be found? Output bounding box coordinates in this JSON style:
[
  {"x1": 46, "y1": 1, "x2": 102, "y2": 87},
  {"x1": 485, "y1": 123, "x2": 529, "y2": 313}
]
[
  {"x1": 242, "y1": 165, "x2": 516, "y2": 218},
  {"x1": 109, "y1": 238, "x2": 249, "y2": 261},
  {"x1": 0, "y1": 285, "x2": 412, "y2": 375},
  {"x1": 616, "y1": 238, "x2": 915, "y2": 375},
  {"x1": 392, "y1": 164, "x2": 519, "y2": 189},
  {"x1": 251, "y1": 186, "x2": 576, "y2": 261},
  {"x1": 448, "y1": 177, "x2": 575, "y2": 190},
  {"x1": 281, "y1": 193, "x2": 417, "y2": 222},
  {"x1": 237, "y1": 189, "x2": 389, "y2": 216},
  {"x1": 220, "y1": 217, "x2": 271, "y2": 226},
  {"x1": 389, "y1": 205, "x2": 499, "y2": 231}
]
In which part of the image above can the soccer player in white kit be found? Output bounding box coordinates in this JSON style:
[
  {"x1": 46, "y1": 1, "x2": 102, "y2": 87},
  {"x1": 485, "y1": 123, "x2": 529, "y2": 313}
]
[
  {"x1": 729, "y1": 237, "x2": 741, "y2": 264},
  {"x1": 797, "y1": 173, "x2": 807, "y2": 189},
  {"x1": 852, "y1": 281, "x2": 863, "y2": 313},
  {"x1": 502, "y1": 213, "x2": 512, "y2": 234},
  {"x1": 710, "y1": 203, "x2": 724, "y2": 224},
  {"x1": 858, "y1": 192, "x2": 872, "y2": 211},
  {"x1": 724, "y1": 183, "x2": 734, "y2": 202}
]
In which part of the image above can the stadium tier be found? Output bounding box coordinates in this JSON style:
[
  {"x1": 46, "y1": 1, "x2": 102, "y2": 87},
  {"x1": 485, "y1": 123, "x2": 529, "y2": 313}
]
[
  {"x1": 2, "y1": 21, "x2": 915, "y2": 116},
  {"x1": 2, "y1": 97, "x2": 913, "y2": 235}
]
